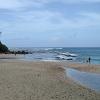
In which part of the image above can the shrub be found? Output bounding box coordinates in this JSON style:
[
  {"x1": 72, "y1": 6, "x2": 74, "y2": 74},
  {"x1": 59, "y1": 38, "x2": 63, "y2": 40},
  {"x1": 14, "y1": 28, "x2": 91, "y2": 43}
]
[{"x1": 0, "y1": 41, "x2": 9, "y2": 53}]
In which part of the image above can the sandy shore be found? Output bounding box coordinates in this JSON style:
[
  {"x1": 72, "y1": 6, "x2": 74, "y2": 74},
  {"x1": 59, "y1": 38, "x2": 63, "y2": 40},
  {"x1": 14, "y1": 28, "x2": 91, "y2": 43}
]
[
  {"x1": 0, "y1": 54, "x2": 24, "y2": 59},
  {"x1": 60, "y1": 61, "x2": 100, "y2": 73},
  {"x1": 0, "y1": 59, "x2": 100, "y2": 100}
]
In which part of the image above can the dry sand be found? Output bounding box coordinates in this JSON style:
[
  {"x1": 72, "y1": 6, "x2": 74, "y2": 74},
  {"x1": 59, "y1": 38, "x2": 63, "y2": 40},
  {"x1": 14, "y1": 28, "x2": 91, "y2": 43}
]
[{"x1": 0, "y1": 59, "x2": 100, "y2": 100}]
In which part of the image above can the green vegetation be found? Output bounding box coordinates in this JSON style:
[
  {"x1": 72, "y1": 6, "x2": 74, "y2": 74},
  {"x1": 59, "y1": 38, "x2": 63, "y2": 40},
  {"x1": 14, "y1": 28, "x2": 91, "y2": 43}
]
[{"x1": 0, "y1": 41, "x2": 9, "y2": 53}]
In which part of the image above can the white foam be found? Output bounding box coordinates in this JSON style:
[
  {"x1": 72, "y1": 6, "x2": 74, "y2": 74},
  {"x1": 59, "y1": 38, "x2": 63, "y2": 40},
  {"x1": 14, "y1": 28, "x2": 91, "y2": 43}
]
[{"x1": 42, "y1": 59, "x2": 59, "y2": 62}]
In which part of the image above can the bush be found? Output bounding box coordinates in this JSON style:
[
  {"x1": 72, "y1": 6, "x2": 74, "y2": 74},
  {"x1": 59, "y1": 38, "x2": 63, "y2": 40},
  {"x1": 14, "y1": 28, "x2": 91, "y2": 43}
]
[{"x1": 0, "y1": 41, "x2": 9, "y2": 53}]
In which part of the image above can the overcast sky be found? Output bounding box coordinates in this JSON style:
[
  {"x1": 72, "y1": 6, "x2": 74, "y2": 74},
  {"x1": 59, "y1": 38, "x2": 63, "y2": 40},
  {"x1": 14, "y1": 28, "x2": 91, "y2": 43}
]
[{"x1": 0, "y1": 0, "x2": 100, "y2": 47}]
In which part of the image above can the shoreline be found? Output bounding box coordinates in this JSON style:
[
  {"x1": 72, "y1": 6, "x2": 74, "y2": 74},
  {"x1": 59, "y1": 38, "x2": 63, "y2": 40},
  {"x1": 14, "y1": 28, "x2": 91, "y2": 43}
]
[{"x1": 0, "y1": 53, "x2": 100, "y2": 74}]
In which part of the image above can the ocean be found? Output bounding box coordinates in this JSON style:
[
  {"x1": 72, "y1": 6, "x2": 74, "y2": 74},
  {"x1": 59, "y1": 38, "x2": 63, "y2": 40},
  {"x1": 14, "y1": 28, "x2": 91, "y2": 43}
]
[{"x1": 10, "y1": 47, "x2": 100, "y2": 64}]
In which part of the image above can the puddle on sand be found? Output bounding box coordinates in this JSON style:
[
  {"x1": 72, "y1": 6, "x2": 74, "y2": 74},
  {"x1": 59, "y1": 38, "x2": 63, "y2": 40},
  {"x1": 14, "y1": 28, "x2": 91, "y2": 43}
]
[{"x1": 65, "y1": 68, "x2": 100, "y2": 92}]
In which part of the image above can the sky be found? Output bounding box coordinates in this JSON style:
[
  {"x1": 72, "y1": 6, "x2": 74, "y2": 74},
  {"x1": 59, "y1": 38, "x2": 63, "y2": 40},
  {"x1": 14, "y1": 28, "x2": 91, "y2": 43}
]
[{"x1": 0, "y1": 0, "x2": 100, "y2": 47}]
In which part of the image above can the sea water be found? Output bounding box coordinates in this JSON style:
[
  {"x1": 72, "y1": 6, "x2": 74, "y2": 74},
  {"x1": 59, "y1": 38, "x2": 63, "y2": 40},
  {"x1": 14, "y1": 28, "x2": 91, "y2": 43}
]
[{"x1": 10, "y1": 47, "x2": 100, "y2": 64}]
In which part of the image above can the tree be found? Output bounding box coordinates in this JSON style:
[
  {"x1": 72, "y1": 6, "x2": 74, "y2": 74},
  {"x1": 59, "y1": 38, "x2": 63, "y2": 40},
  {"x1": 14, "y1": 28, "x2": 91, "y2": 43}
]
[{"x1": 0, "y1": 41, "x2": 9, "y2": 53}]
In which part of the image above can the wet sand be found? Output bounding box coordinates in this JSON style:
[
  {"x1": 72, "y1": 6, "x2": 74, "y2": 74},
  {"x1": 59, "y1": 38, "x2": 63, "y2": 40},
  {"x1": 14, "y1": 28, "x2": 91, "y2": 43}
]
[
  {"x1": 0, "y1": 54, "x2": 24, "y2": 59},
  {"x1": 62, "y1": 61, "x2": 100, "y2": 73},
  {"x1": 0, "y1": 59, "x2": 100, "y2": 100}
]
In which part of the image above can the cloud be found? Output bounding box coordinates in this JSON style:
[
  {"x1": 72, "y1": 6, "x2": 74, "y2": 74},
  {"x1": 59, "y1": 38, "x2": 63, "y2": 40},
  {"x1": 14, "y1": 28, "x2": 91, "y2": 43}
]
[
  {"x1": 1, "y1": 10, "x2": 100, "y2": 36},
  {"x1": 78, "y1": 12, "x2": 100, "y2": 26},
  {"x1": 0, "y1": 0, "x2": 100, "y2": 47},
  {"x1": 80, "y1": 12, "x2": 100, "y2": 20},
  {"x1": 0, "y1": 10, "x2": 64, "y2": 33},
  {"x1": 50, "y1": 37, "x2": 63, "y2": 42},
  {"x1": 30, "y1": 0, "x2": 100, "y2": 4},
  {"x1": 0, "y1": 0, "x2": 100, "y2": 10},
  {"x1": 61, "y1": 0, "x2": 100, "y2": 3},
  {"x1": 0, "y1": 0, "x2": 43, "y2": 10},
  {"x1": 0, "y1": 1, "x2": 100, "y2": 37},
  {"x1": 0, "y1": 0, "x2": 21, "y2": 9}
]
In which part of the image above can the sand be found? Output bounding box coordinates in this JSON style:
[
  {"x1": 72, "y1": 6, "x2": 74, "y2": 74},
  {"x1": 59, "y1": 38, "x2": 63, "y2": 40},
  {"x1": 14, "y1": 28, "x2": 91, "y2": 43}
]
[
  {"x1": 0, "y1": 54, "x2": 24, "y2": 59},
  {"x1": 0, "y1": 58, "x2": 100, "y2": 100},
  {"x1": 60, "y1": 61, "x2": 100, "y2": 73}
]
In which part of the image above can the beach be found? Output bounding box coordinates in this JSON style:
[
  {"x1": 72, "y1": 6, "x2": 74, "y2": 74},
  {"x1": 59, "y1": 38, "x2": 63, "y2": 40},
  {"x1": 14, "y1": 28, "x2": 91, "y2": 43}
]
[
  {"x1": 0, "y1": 56, "x2": 100, "y2": 100},
  {"x1": 0, "y1": 0, "x2": 100, "y2": 99}
]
